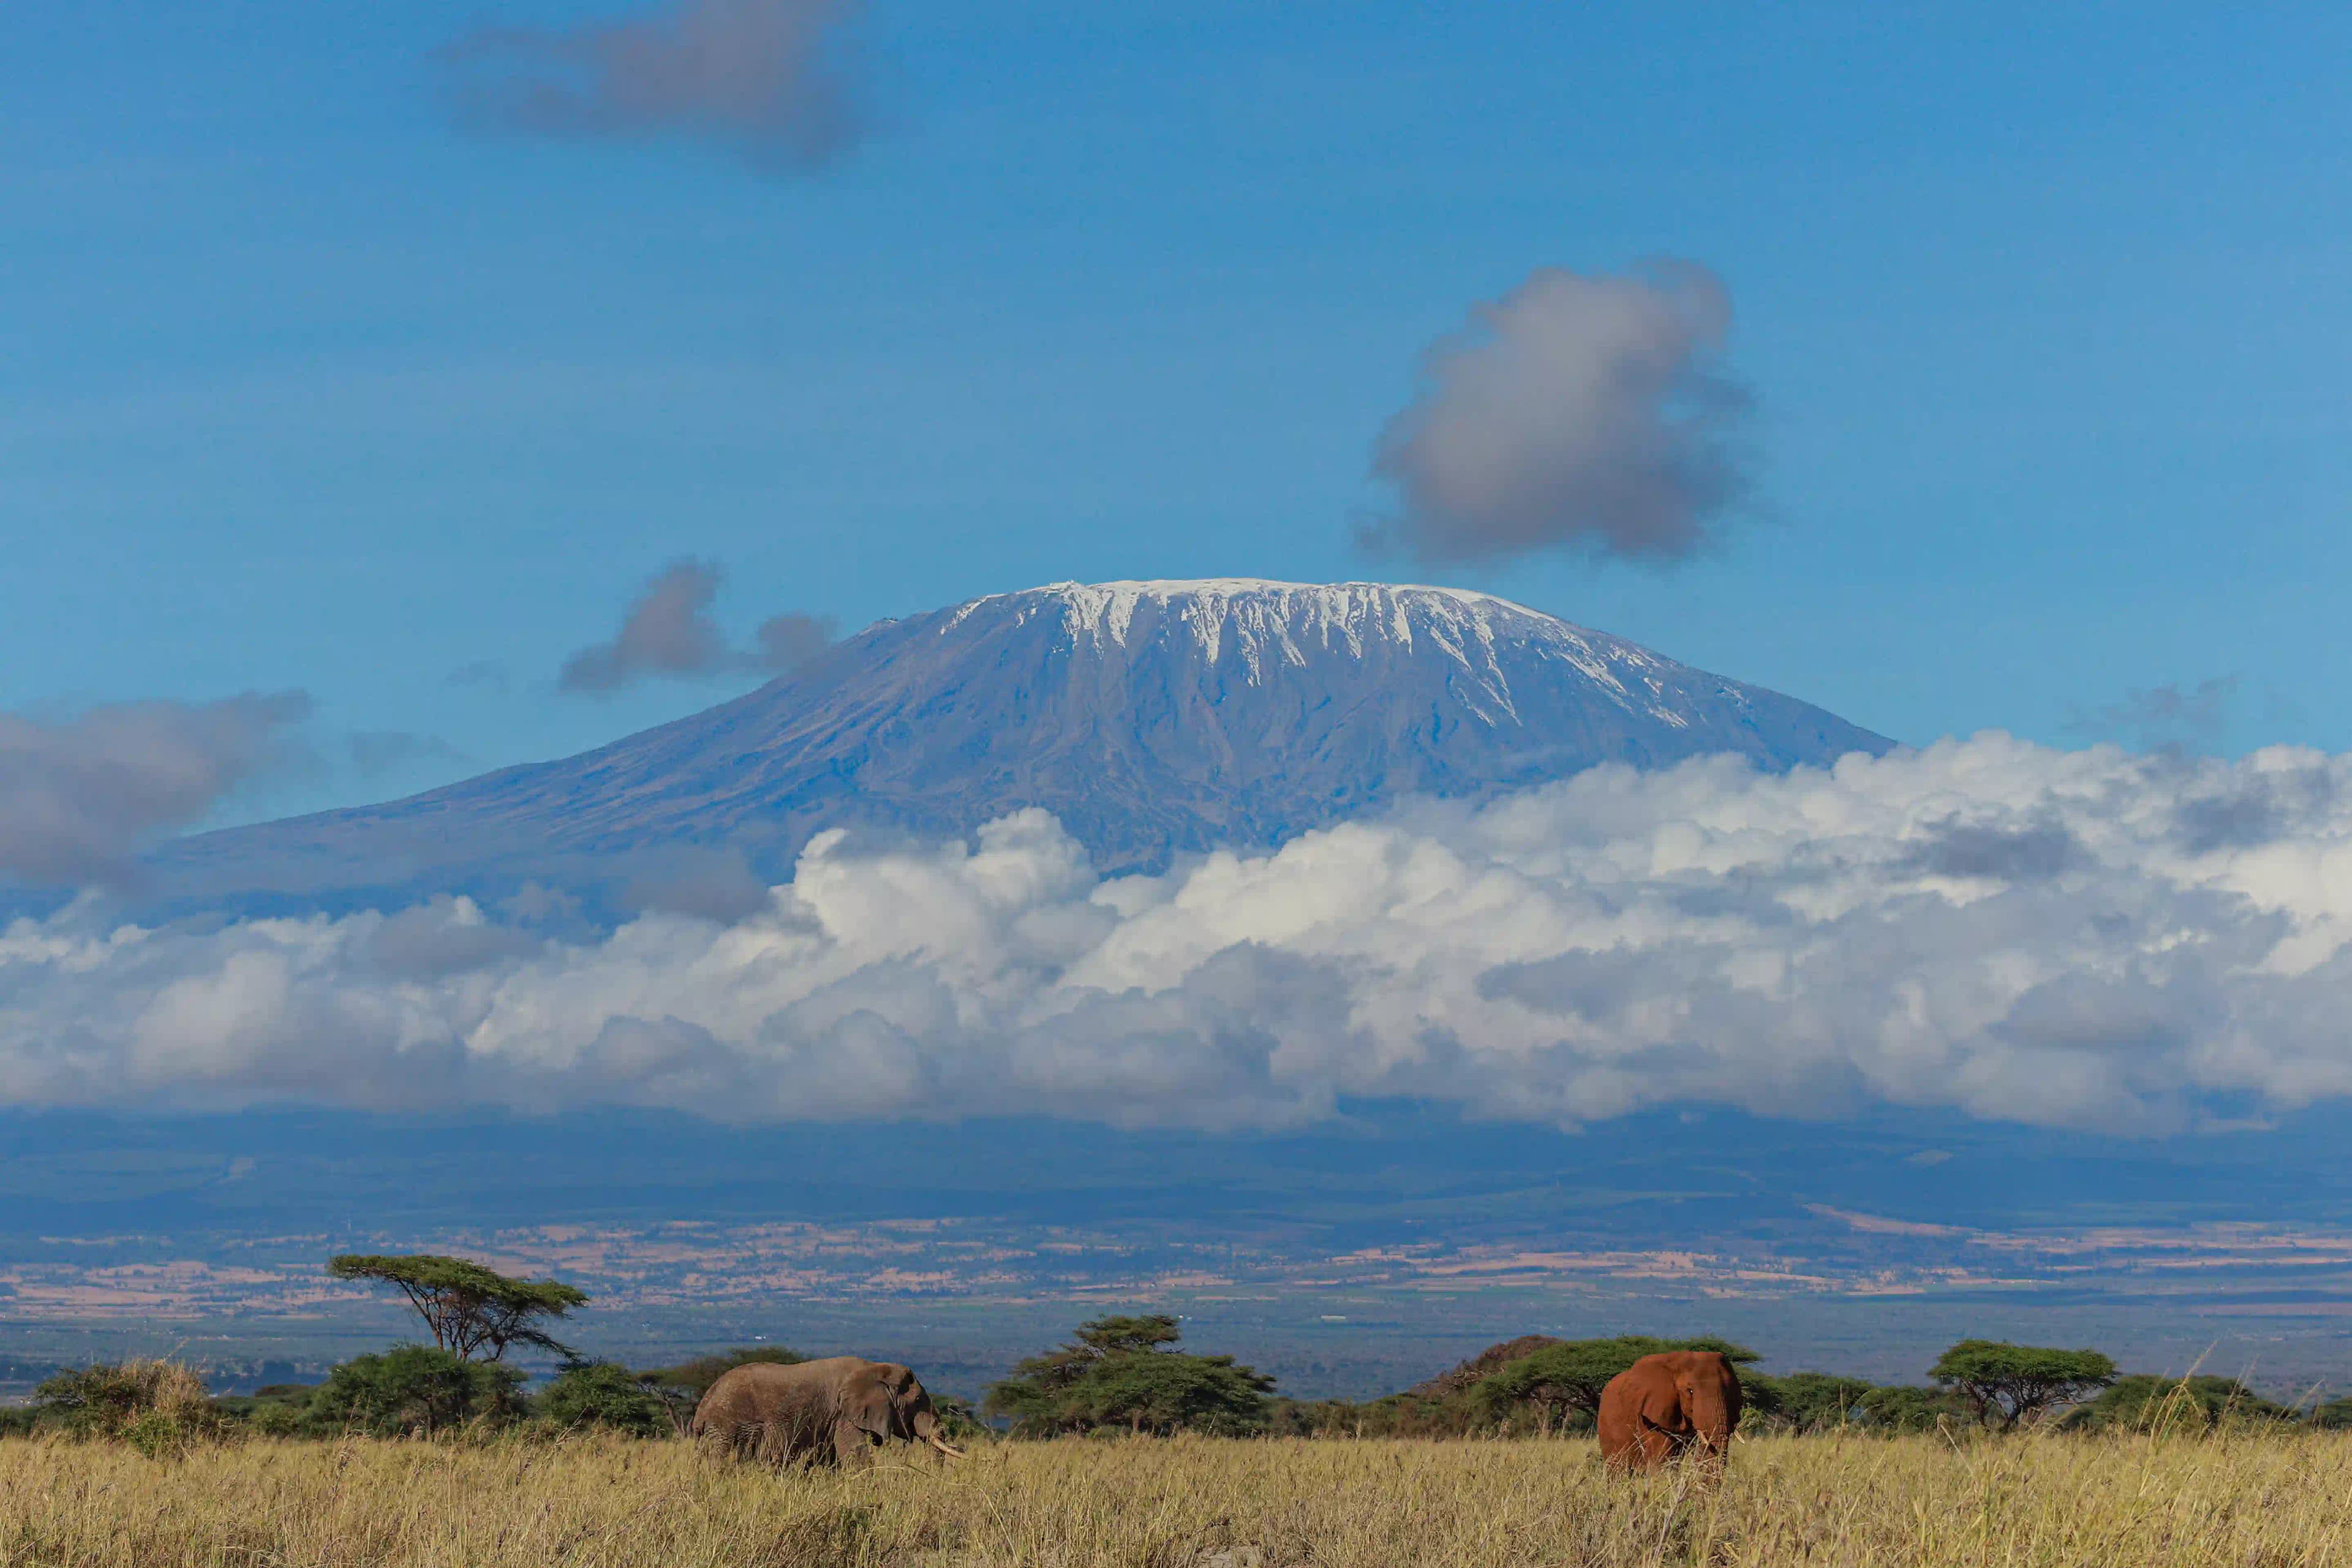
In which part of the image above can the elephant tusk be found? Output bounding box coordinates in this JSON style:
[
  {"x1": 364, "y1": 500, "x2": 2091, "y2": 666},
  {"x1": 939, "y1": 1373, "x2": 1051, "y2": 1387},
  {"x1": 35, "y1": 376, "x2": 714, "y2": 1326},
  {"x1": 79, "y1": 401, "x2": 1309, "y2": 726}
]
[{"x1": 928, "y1": 1434, "x2": 966, "y2": 1458}]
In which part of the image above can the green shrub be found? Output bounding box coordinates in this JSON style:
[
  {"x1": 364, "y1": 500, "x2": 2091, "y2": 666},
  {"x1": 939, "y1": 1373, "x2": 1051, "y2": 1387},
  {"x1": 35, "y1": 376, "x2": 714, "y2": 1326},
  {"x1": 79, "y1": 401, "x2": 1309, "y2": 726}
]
[
  {"x1": 1853, "y1": 1384, "x2": 1973, "y2": 1434},
  {"x1": 212, "y1": 1381, "x2": 314, "y2": 1438},
  {"x1": 244, "y1": 1401, "x2": 306, "y2": 1438},
  {"x1": 2065, "y1": 1375, "x2": 2295, "y2": 1435},
  {"x1": 121, "y1": 1411, "x2": 192, "y2": 1460},
  {"x1": 307, "y1": 1346, "x2": 525, "y2": 1437},
  {"x1": 536, "y1": 1362, "x2": 668, "y2": 1436},
  {"x1": 29, "y1": 1360, "x2": 222, "y2": 1449},
  {"x1": 2313, "y1": 1396, "x2": 2352, "y2": 1430},
  {"x1": 1742, "y1": 1372, "x2": 1882, "y2": 1433}
]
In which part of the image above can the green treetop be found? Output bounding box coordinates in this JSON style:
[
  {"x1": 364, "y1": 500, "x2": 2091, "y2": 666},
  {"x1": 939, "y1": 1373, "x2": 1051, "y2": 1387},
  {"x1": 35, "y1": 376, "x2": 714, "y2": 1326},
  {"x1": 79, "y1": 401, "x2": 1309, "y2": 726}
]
[{"x1": 985, "y1": 1314, "x2": 1274, "y2": 1437}]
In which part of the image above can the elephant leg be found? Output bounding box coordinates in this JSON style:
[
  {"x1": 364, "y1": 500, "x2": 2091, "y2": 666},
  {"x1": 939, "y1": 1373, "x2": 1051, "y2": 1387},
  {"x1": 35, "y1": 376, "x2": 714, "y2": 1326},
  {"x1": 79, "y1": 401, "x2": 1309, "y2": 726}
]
[
  {"x1": 832, "y1": 1422, "x2": 874, "y2": 1468},
  {"x1": 764, "y1": 1422, "x2": 824, "y2": 1469},
  {"x1": 745, "y1": 1422, "x2": 777, "y2": 1464},
  {"x1": 762, "y1": 1409, "x2": 818, "y2": 1468}
]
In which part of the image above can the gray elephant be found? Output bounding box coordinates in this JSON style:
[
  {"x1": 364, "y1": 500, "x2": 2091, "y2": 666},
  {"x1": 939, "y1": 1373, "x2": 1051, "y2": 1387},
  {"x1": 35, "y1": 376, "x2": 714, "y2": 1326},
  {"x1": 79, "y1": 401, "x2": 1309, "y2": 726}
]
[{"x1": 692, "y1": 1356, "x2": 966, "y2": 1466}]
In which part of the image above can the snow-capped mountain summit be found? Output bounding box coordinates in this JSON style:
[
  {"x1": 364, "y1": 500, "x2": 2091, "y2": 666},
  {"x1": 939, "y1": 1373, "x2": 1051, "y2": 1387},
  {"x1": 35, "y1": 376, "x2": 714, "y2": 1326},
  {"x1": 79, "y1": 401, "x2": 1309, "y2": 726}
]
[
  {"x1": 974, "y1": 578, "x2": 1730, "y2": 729},
  {"x1": 149, "y1": 579, "x2": 1893, "y2": 913}
]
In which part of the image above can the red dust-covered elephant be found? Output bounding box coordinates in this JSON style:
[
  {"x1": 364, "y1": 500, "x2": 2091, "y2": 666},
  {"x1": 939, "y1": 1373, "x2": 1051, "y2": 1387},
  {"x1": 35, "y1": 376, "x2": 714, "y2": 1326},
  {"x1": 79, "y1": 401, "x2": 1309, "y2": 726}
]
[{"x1": 1597, "y1": 1351, "x2": 1743, "y2": 1469}]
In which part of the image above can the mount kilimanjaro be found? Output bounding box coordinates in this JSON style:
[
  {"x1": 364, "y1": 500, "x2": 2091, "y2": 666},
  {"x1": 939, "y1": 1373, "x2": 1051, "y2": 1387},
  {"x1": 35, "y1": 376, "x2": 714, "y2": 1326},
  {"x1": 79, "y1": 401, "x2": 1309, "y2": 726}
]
[{"x1": 149, "y1": 579, "x2": 1894, "y2": 916}]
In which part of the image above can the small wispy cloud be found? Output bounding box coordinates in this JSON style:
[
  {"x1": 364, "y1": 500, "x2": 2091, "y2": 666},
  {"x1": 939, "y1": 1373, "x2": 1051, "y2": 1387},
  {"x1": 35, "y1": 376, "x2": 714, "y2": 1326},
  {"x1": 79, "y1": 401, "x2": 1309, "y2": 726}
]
[
  {"x1": 752, "y1": 611, "x2": 834, "y2": 674},
  {"x1": 1364, "y1": 261, "x2": 1751, "y2": 566},
  {"x1": 437, "y1": 0, "x2": 864, "y2": 174},
  {"x1": 559, "y1": 558, "x2": 837, "y2": 695},
  {"x1": 445, "y1": 660, "x2": 510, "y2": 695},
  {"x1": 346, "y1": 731, "x2": 471, "y2": 778},
  {"x1": 2065, "y1": 676, "x2": 2241, "y2": 753}
]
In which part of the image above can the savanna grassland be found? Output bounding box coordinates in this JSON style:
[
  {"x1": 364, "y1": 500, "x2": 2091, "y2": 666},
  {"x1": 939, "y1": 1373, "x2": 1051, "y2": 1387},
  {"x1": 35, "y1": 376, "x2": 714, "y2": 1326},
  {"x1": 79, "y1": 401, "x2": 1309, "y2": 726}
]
[{"x1": 4, "y1": 1430, "x2": 2351, "y2": 1568}]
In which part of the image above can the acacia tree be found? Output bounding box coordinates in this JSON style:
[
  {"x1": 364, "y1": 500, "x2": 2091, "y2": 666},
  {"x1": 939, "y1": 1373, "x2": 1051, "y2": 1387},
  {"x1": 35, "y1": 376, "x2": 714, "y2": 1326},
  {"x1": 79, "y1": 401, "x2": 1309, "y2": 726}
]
[
  {"x1": 1475, "y1": 1336, "x2": 1759, "y2": 1429},
  {"x1": 1928, "y1": 1340, "x2": 2116, "y2": 1430},
  {"x1": 986, "y1": 1314, "x2": 1182, "y2": 1431},
  {"x1": 1061, "y1": 1349, "x2": 1275, "y2": 1436},
  {"x1": 985, "y1": 1315, "x2": 1273, "y2": 1436},
  {"x1": 326, "y1": 1254, "x2": 588, "y2": 1362}
]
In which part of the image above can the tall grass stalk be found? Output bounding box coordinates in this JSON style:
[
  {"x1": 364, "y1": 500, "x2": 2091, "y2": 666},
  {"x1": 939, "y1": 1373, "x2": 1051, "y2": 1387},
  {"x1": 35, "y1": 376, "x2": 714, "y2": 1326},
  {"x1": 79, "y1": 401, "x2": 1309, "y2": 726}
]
[{"x1": 2, "y1": 1429, "x2": 2348, "y2": 1567}]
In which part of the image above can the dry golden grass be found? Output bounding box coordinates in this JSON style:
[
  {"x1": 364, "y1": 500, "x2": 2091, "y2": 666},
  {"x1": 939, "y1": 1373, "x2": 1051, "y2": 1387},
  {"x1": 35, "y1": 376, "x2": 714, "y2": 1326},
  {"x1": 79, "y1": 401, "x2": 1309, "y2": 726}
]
[{"x1": 3, "y1": 1429, "x2": 2350, "y2": 1567}]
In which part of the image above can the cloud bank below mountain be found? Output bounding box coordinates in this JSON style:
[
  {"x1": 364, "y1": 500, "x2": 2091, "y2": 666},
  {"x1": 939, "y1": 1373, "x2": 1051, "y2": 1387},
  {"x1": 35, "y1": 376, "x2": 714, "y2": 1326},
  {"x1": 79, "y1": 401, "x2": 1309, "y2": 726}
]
[{"x1": 8, "y1": 734, "x2": 2352, "y2": 1134}]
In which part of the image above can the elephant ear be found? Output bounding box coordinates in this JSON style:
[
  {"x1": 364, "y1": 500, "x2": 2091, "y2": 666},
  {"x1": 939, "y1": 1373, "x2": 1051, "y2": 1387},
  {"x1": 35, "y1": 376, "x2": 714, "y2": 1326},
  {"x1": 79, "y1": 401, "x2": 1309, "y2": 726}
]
[
  {"x1": 844, "y1": 1364, "x2": 902, "y2": 1439},
  {"x1": 894, "y1": 1373, "x2": 933, "y2": 1429}
]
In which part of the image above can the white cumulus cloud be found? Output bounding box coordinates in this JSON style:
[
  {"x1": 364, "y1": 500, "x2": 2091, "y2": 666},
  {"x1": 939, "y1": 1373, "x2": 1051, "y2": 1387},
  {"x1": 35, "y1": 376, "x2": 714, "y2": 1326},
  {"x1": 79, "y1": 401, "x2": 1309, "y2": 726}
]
[{"x1": 7, "y1": 734, "x2": 2352, "y2": 1133}]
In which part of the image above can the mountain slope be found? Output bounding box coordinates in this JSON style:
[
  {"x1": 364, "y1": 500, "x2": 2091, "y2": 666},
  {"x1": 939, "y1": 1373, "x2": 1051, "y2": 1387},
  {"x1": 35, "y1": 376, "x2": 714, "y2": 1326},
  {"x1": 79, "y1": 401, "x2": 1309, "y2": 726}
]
[{"x1": 151, "y1": 579, "x2": 1893, "y2": 911}]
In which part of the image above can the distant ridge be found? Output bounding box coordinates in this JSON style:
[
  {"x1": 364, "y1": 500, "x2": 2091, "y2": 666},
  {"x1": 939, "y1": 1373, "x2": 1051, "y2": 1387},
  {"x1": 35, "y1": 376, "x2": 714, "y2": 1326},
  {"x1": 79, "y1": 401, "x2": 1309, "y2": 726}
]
[{"x1": 145, "y1": 580, "x2": 1894, "y2": 915}]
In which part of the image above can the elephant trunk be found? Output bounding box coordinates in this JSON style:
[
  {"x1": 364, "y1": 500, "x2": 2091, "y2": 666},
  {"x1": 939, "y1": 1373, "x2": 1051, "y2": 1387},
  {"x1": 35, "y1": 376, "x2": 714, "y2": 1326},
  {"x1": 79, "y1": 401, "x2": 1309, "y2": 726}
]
[
  {"x1": 1689, "y1": 1383, "x2": 1734, "y2": 1456},
  {"x1": 913, "y1": 1407, "x2": 966, "y2": 1458}
]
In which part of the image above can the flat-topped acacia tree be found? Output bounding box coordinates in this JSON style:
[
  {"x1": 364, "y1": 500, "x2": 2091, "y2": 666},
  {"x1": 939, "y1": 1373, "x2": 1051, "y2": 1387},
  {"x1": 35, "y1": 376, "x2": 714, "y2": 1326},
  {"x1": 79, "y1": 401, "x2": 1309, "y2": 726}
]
[
  {"x1": 1929, "y1": 1340, "x2": 2116, "y2": 1430},
  {"x1": 327, "y1": 1254, "x2": 588, "y2": 1362},
  {"x1": 985, "y1": 1315, "x2": 1276, "y2": 1437}
]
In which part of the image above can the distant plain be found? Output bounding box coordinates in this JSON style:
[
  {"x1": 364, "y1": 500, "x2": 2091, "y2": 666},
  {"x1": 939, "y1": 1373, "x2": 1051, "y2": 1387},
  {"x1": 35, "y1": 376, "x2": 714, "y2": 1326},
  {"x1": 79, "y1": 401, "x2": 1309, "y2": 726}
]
[{"x1": 6, "y1": 1105, "x2": 2349, "y2": 1402}]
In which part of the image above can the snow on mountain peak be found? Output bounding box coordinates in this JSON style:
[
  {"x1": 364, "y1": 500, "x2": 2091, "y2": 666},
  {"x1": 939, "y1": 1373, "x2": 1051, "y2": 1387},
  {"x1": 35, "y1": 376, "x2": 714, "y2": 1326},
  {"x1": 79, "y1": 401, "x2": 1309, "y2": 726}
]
[
  {"x1": 1010, "y1": 578, "x2": 1550, "y2": 638},
  {"x1": 940, "y1": 578, "x2": 1648, "y2": 698}
]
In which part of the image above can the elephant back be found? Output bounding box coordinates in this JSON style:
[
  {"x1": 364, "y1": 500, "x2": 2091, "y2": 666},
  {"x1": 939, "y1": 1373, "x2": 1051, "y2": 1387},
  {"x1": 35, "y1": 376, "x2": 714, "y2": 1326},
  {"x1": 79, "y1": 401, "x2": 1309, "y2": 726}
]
[{"x1": 693, "y1": 1357, "x2": 869, "y2": 1452}]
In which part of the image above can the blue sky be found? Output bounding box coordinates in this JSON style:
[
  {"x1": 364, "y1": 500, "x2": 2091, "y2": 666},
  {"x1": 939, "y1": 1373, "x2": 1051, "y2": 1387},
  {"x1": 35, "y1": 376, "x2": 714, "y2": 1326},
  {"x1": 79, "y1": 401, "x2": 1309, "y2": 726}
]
[{"x1": 7, "y1": 1, "x2": 2352, "y2": 820}]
